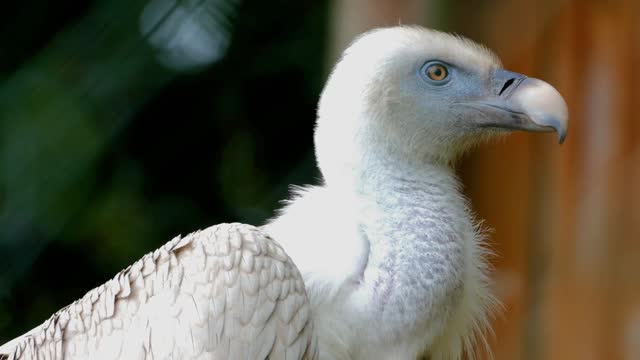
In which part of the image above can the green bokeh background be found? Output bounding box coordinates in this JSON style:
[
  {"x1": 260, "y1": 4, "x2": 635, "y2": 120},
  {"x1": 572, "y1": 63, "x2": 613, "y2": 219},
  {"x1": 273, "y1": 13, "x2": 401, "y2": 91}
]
[{"x1": 0, "y1": 0, "x2": 327, "y2": 342}]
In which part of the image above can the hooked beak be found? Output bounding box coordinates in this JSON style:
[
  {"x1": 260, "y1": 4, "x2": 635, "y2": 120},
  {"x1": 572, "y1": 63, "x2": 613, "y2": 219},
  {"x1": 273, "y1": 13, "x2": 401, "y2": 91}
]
[{"x1": 464, "y1": 70, "x2": 569, "y2": 144}]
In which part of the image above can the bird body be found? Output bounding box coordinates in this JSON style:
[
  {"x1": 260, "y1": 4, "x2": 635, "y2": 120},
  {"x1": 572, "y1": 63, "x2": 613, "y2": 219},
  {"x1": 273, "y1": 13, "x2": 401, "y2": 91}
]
[
  {"x1": 1, "y1": 26, "x2": 568, "y2": 360},
  {"x1": 265, "y1": 162, "x2": 492, "y2": 360}
]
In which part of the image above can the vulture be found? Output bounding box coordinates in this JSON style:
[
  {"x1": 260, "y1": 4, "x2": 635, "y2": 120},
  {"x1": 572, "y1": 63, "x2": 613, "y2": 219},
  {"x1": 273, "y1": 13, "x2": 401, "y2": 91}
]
[{"x1": 0, "y1": 26, "x2": 568, "y2": 360}]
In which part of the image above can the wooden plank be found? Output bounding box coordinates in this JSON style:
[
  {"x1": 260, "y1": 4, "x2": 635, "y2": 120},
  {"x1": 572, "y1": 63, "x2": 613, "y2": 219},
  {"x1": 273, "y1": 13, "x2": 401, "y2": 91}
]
[
  {"x1": 328, "y1": 0, "x2": 429, "y2": 61},
  {"x1": 329, "y1": 1, "x2": 640, "y2": 358}
]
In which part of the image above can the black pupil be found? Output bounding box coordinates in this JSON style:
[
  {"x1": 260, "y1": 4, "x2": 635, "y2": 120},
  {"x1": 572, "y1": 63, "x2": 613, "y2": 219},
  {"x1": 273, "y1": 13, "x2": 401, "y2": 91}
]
[{"x1": 432, "y1": 66, "x2": 443, "y2": 78}]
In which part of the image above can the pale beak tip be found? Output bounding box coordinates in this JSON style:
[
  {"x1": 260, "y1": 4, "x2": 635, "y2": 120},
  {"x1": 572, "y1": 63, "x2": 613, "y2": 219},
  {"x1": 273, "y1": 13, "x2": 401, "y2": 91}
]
[
  {"x1": 514, "y1": 78, "x2": 569, "y2": 144},
  {"x1": 558, "y1": 128, "x2": 567, "y2": 144}
]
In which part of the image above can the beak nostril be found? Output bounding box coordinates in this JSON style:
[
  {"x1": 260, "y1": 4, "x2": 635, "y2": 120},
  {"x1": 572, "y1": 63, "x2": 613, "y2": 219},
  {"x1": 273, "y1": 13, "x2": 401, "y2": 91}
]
[{"x1": 498, "y1": 78, "x2": 516, "y2": 96}]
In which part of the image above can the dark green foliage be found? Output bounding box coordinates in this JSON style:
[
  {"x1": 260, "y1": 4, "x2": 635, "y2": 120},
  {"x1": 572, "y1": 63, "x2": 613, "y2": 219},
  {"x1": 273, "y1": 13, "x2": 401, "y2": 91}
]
[{"x1": 0, "y1": 0, "x2": 327, "y2": 342}]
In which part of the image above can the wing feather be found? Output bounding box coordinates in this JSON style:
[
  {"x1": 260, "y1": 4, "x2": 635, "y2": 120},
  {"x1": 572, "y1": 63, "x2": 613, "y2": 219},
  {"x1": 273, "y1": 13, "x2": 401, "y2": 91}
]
[{"x1": 0, "y1": 223, "x2": 317, "y2": 360}]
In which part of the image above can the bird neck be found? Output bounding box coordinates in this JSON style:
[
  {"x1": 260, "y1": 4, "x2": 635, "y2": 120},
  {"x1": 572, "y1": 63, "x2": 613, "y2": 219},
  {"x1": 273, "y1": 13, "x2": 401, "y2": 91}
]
[
  {"x1": 338, "y1": 158, "x2": 476, "y2": 341},
  {"x1": 352, "y1": 157, "x2": 472, "y2": 259}
]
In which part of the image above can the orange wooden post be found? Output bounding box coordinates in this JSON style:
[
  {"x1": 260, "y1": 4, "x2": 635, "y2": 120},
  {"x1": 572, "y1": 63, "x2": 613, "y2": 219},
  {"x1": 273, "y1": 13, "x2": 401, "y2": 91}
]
[
  {"x1": 460, "y1": 0, "x2": 640, "y2": 359},
  {"x1": 329, "y1": 1, "x2": 640, "y2": 358},
  {"x1": 328, "y1": 0, "x2": 430, "y2": 61}
]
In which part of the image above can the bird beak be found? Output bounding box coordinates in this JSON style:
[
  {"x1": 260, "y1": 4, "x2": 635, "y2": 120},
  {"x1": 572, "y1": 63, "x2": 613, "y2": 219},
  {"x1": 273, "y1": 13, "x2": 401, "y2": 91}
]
[{"x1": 463, "y1": 70, "x2": 569, "y2": 144}]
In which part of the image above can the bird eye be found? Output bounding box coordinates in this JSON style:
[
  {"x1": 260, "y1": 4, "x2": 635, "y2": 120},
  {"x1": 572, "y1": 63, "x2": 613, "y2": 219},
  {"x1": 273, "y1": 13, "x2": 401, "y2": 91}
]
[{"x1": 424, "y1": 63, "x2": 449, "y2": 82}]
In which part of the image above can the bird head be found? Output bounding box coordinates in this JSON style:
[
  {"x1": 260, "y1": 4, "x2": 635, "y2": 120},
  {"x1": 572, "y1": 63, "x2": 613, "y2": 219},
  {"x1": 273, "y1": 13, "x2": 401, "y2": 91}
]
[{"x1": 314, "y1": 26, "x2": 568, "y2": 185}]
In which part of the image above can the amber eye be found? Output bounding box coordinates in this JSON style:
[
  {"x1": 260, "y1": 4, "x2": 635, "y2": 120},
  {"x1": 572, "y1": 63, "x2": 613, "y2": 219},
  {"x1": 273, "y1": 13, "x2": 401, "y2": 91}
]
[{"x1": 425, "y1": 63, "x2": 448, "y2": 81}]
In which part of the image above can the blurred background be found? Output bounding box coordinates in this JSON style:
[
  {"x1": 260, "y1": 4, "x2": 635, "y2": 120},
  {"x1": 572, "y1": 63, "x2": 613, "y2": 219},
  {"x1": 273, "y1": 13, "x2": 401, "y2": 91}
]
[{"x1": 0, "y1": 0, "x2": 638, "y2": 359}]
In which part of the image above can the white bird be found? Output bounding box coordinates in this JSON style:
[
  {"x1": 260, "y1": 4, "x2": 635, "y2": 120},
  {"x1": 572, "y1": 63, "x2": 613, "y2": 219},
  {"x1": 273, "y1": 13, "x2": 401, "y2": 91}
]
[{"x1": 0, "y1": 26, "x2": 568, "y2": 360}]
